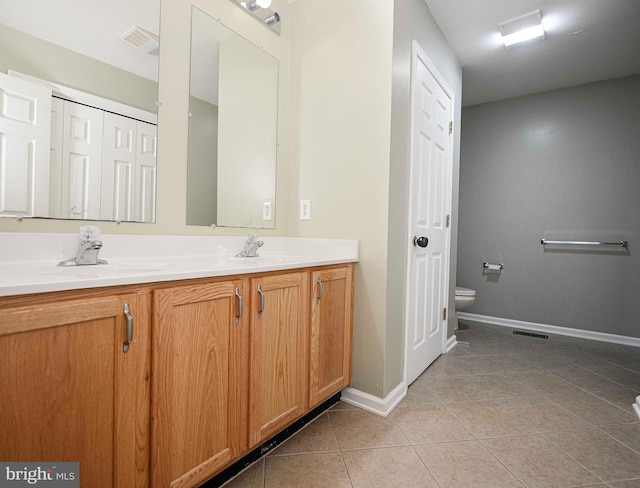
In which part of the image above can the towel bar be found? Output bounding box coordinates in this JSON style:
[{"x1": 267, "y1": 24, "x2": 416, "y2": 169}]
[{"x1": 540, "y1": 239, "x2": 628, "y2": 248}]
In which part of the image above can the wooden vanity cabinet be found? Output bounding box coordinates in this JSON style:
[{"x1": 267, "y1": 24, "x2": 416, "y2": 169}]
[
  {"x1": 152, "y1": 279, "x2": 249, "y2": 488},
  {"x1": 0, "y1": 290, "x2": 151, "y2": 488},
  {"x1": 248, "y1": 271, "x2": 309, "y2": 448},
  {"x1": 309, "y1": 264, "x2": 354, "y2": 408}
]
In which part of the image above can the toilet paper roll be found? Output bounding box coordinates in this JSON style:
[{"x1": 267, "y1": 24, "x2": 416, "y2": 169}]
[{"x1": 484, "y1": 263, "x2": 502, "y2": 271}]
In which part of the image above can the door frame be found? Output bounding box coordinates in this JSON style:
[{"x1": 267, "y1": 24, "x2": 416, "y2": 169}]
[{"x1": 403, "y1": 39, "x2": 455, "y2": 386}]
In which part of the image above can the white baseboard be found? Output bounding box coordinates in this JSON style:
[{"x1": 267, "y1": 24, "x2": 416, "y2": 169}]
[
  {"x1": 634, "y1": 396, "x2": 640, "y2": 421},
  {"x1": 458, "y1": 312, "x2": 640, "y2": 348},
  {"x1": 446, "y1": 334, "x2": 458, "y2": 352},
  {"x1": 340, "y1": 381, "x2": 406, "y2": 417}
]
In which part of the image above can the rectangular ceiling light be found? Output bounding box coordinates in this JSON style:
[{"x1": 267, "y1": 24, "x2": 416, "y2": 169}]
[{"x1": 499, "y1": 10, "x2": 545, "y2": 47}]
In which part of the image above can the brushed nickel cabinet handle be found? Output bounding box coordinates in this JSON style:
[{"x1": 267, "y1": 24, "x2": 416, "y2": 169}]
[
  {"x1": 257, "y1": 284, "x2": 264, "y2": 318},
  {"x1": 316, "y1": 277, "x2": 323, "y2": 303},
  {"x1": 235, "y1": 287, "x2": 243, "y2": 324},
  {"x1": 123, "y1": 303, "x2": 133, "y2": 353}
]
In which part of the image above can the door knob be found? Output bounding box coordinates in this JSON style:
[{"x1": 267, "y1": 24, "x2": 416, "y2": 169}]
[{"x1": 413, "y1": 236, "x2": 429, "y2": 248}]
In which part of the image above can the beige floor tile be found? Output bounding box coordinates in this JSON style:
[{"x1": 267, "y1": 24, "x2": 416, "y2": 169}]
[
  {"x1": 481, "y1": 434, "x2": 601, "y2": 488},
  {"x1": 419, "y1": 355, "x2": 467, "y2": 376},
  {"x1": 390, "y1": 404, "x2": 474, "y2": 444},
  {"x1": 550, "y1": 367, "x2": 625, "y2": 391},
  {"x1": 414, "y1": 440, "x2": 525, "y2": 488},
  {"x1": 608, "y1": 480, "x2": 640, "y2": 488},
  {"x1": 328, "y1": 409, "x2": 409, "y2": 450},
  {"x1": 444, "y1": 400, "x2": 534, "y2": 438},
  {"x1": 590, "y1": 387, "x2": 640, "y2": 412},
  {"x1": 588, "y1": 366, "x2": 640, "y2": 390},
  {"x1": 547, "y1": 391, "x2": 638, "y2": 426},
  {"x1": 467, "y1": 374, "x2": 539, "y2": 400},
  {"x1": 222, "y1": 459, "x2": 264, "y2": 488},
  {"x1": 342, "y1": 446, "x2": 439, "y2": 488},
  {"x1": 500, "y1": 396, "x2": 591, "y2": 432},
  {"x1": 331, "y1": 400, "x2": 359, "y2": 411},
  {"x1": 399, "y1": 383, "x2": 440, "y2": 406},
  {"x1": 600, "y1": 423, "x2": 640, "y2": 453},
  {"x1": 264, "y1": 452, "x2": 351, "y2": 488},
  {"x1": 269, "y1": 413, "x2": 339, "y2": 456},
  {"x1": 543, "y1": 428, "x2": 640, "y2": 481},
  {"x1": 507, "y1": 371, "x2": 585, "y2": 395},
  {"x1": 418, "y1": 375, "x2": 488, "y2": 403}
]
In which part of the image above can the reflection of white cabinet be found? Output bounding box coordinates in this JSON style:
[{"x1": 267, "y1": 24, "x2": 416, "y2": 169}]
[
  {"x1": 0, "y1": 73, "x2": 52, "y2": 217},
  {"x1": 101, "y1": 114, "x2": 157, "y2": 223},
  {"x1": 2, "y1": 71, "x2": 157, "y2": 222},
  {"x1": 61, "y1": 101, "x2": 104, "y2": 220},
  {"x1": 48, "y1": 101, "x2": 157, "y2": 222}
]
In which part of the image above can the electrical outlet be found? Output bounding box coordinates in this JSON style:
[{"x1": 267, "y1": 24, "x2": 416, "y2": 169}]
[
  {"x1": 263, "y1": 201, "x2": 273, "y2": 221},
  {"x1": 300, "y1": 199, "x2": 311, "y2": 220}
]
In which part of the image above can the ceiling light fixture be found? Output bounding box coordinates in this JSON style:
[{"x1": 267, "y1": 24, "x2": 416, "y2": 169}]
[
  {"x1": 246, "y1": 0, "x2": 271, "y2": 10},
  {"x1": 499, "y1": 10, "x2": 545, "y2": 47}
]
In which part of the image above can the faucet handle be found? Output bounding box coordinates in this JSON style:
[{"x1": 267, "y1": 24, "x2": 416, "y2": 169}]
[{"x1": 247, "y1": 233, "x2": 258, "y2": 242}]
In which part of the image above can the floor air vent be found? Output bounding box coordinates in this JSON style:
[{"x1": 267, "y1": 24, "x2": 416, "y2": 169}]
[{"x1": 513, "y1": 330, "x2": 548, "y2": 339}]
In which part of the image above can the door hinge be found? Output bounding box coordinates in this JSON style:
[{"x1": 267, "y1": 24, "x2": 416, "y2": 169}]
[
  {"x1": 446, "y1": 214, "x2": 450, "y2": 228},
  {"x1": 449, "y1": 121, "x2": 453, "y2": 135},
  {"x1": 443, "y1": 307, "x2": 447, "y2": 320}
]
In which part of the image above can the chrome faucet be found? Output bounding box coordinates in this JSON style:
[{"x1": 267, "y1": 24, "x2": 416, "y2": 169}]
[
  {"x1": 235, "y1": 234, "x2": 264, "y2": 258},
  {"x1": 58, "y1": 240, "x2": 108, "y2": 266}
]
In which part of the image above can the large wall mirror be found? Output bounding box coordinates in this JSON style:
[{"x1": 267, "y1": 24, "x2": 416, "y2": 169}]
[
  {"x1": 0, "y1": 0, "x2": 160, "y2": 223},
  {"x1": 187, "y1": 7, "x2": 278, "y2": 229}
]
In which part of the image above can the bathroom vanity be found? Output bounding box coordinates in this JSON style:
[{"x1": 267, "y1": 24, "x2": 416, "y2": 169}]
[{"x1": 0, "y1": 234, "x2": 357, "y2": 488}]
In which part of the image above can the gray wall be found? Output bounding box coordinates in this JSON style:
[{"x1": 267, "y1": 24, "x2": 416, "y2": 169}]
[
  {"x1": 186, "y1": 97, "x2": 218, "y2": 226},
  {"x1": 458, "y1": 75, "x2": 640, "y2": 338}
]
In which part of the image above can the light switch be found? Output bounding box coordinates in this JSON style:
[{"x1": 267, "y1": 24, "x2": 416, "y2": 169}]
[
  {"x1": 263, "y1": 201, "x2": 273, "y2": 221},
  {"x1": 300, "y1": 199, "x2": 311, "y2": 220}
]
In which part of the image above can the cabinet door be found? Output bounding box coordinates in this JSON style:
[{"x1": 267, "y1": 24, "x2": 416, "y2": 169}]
[
  {"x1": 0, "y1": 72, "x2": 52, "y2": 217},
  {"x1": 134, "y1": 121, "x2": 157, "y2": 223},
  {"x1": 248, "y1": 272, "x2": 309, "y2": 448},
  {"x1": 309, "y1": 265, "x2": 354, "y2": 408},
  {"x1": 0, "y1": 293, "x2": 149, "y2": 488},
  {"x1": 61, "y1": 101, "x2": 104, "y2": 220},
  {"x1": 101, "y1": 112, "x2": 136, "y2": 221},
  {"x1": 153, "y1": 279, "x2": 248, "y2": 488}
]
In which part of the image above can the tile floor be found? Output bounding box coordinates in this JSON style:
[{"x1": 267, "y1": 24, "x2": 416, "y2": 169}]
[{"x1": 222, "y1": 321, "x2": 640, "y2": 488}]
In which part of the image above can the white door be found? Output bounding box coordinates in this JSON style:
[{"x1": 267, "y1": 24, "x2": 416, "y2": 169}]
[
  {"x1": 0, "y1": 72, "x2": 52, "y2": 217},
  {"x1": 61, "y1": 101, "x2": 104, "y2": 220},
  {"x1": 49, "y1": 97, "x2": 64, "y2": 218},
  {"x1": 134, "y1": 121, "x2": 157, "y2": 223},
  {"x1": 101, "y1": 112, "x2": 136, "y2": 221},
  {"x1": 405, "y1": 41, "x2": 454, "y2": 385}
]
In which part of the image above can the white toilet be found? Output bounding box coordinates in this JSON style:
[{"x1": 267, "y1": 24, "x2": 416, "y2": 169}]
[{"x1": 454, "y1": 286, "x2": 476, "y2": 330}]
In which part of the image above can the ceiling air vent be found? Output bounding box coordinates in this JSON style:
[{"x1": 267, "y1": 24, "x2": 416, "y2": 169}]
[{"x1": 120, "y1": 26, "x2": 159, "y2": 56}]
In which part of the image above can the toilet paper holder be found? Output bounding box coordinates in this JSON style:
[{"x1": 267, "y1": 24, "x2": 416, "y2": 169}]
[{"x1": 483, "y1": 262, "x2": 504, "y2": 271}]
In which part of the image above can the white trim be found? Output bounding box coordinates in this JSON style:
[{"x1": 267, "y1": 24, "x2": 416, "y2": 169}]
[
  {"x1": 7, "y1": 70, "x2": 157, "y2": 124},
  {"x1": 446, "y1": 334, "x2": 458, "y2": 352},
  {"x1": 634, "y1": 396, "x2": 640, "y2": 421},
  {"x1": 458, "y1": 312, "x2": 640, "y2": 348},
  {"x1": 340, "y1": 382, "x2": 407, "y2": 418}
]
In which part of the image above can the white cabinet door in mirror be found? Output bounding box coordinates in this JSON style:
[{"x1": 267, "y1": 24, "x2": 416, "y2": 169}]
[{"x1": 0, "y1": 73, "x2": 52, "y2": 218}]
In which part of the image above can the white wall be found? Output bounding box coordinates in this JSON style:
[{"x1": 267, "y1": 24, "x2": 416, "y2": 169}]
[
  {"x1": 288, "y1": 0, "x2": 395, "y2": 397},
  {"x1": 458, "y1": 76, "x2": 640, "y2": 338},
  {"x1": 288, "y1": 0, "x2": 462, "y2": 398}
]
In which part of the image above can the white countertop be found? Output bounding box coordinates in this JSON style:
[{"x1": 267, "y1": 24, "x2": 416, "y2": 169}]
[{"x1": 0, "y1": 233, "x2": 359, "y2": 297}]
